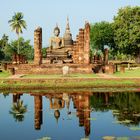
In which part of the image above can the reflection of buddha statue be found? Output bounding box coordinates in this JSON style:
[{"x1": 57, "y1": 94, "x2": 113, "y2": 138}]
[
  {"x1": 54, "y1": 110, "x2": 60, "y2": 123},
  {"x1": 49, "y1": 25, "x2": 64, "y2": 51}
]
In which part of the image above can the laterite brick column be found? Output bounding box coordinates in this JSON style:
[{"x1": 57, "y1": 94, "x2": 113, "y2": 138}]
[
  {"x1": 84, "y1": 22, "x2": 90, "y2": 64},
  {"x1": 104, "y1": 48, "x2": 109, "y2": 65},
  {"x1": 34, "y1": 27, "x2": 42, "y2": 65},
  {"x1": 78, "y1": 29, "x2": 84, "y2": 64}
]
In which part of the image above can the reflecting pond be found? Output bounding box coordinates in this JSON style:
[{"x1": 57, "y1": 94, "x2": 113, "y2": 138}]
[{"x1": 0, "y1": 90, "x2": 140, "y2": 140}]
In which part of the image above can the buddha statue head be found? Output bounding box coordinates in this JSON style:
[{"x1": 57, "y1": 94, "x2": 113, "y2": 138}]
[{"x1": 54, "y1": 24, "x2": 60, "y2": 37}]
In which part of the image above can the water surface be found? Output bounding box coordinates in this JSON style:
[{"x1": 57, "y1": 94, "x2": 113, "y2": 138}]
[{"x1": 0, "y1": 91, "x2": 140, "y2": 140}]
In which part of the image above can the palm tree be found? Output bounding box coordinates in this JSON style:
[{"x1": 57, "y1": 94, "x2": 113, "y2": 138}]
[
  {"x1": 8, "y1": 12, "x2": 27, "y2": 55},
  {"x1": 9, "y1": 100, "x2": 27, "y2": 122}
]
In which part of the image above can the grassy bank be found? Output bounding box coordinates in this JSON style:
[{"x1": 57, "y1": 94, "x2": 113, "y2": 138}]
[
  {"x1": 114, "y1": 68, "x2": 140, "y2": 77},
  {"x1": 0, "y1": 78, "x2": 140, "y2": 90},
  {"x1": 0, "y1": 70, "x2": 11, "y2": 78},
  {"x1": 0, "y1": 70, "x2": 139, "y2": 90},
  {"x1": 23, "y1": 73, "x2": 99, "y2": 78}
]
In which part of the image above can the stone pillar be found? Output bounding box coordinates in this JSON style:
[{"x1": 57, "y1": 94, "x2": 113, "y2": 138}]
[
  {"x1": 34, "y1": 95, "x2": 42, "y2": 130},
  {"x1": 104, "y1": 48, "x2": 109, "y2": 65},
  {"x1": 73, "y1": 35, "x2": 79, "y2": 64},
  {"x1": 34, "y1": 27, "x2": 42, "y2": 65},
  {"x1": 78, "y1": 29, "x2": 84, "y2": 64},
  {"x1": 72, "y1": 41, "x2": 76, "y2": 63},
  {"x1": 84, "y1": 22, "x2": 90, "y2": 64},
  {"x1": 2, "y1": 63, "x2": 7, "y2": 70},
  {"x1": 120, "y1": 66, "x2": 125, "y2": 73}
]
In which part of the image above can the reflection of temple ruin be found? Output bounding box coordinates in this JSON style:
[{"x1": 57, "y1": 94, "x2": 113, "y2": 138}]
[
  {"x1": 29, "y1": 92, "x2": 91, "y2": 137},
  {"x1": 9, "y1": 91, "x2": 140, "y2": 139},
  {"x1": 31, "y1": 94, "x2": 43, "y2": 130},
  {"x1": 72, "y1": 94, "x2": 90, "y2": 137}
]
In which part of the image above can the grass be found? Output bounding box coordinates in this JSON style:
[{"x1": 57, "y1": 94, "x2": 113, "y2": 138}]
[
  {"x1": 0, "y1": 70, "x2": 11, "y2": 78},
  {"x1": 114, "y1": 68, "x2": 140, "y2": 78},
  {"x1": 23, "y1": 73, "x2": 99, "y2": 79},
  {"x1": 0, "y1": 78, "x2": 139, "y2": 91}
]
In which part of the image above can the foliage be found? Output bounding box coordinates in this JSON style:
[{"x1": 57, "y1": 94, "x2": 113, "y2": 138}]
[
  {"x1": 0, "y1": 34, "x2": 8, "y2": 48},
  {"x1": 8, "y1": 12, "x2": 27, "y2": 35},
  {"x1": 3, "y1": 37, "x2": 33, "y2": 60},
  {"x1": 113, "y1": 6, "x2": 140, "y2": 63},
  {"x1": 90, "y1": 21, "x2": 115, "y2": 52},
  {"x1": 0, "y1": 34, "x2": 9, "y2": 60},
  {"x1": 9, "y1": 100, "x2": 27, "y2": 122},
  {"x1": 90, "y1": 48, "x2": 103, "y2": 60},
  {"x1": 8, "y1": 12, "x2": 27, "y2": 54},
  {"x1": 42, "y1": 47, "x2": 47, "y2": 58}
]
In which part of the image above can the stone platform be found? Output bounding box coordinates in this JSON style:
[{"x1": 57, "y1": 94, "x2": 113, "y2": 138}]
[{"x1": 10, "y1": 64, "x2": 94, "y2": 75}]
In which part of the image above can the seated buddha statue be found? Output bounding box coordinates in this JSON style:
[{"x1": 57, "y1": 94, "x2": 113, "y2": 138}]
[{"x1": 49, "y1": 25, "x2": 64, "y2": 51}]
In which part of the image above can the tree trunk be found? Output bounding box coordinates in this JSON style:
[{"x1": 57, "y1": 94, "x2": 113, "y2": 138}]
[
  {"x1": 17, "y1": 34, "x2": 20, "y2": 64},
  {"x1": 17, "y1": 34, "x2": 20, "y2": 55},
  {"x1": 136, "y1": 51, "x2": 140, "y2": 64}
]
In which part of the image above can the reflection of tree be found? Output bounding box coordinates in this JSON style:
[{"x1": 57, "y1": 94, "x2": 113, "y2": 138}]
[
  {"x1": 2, "y1": 92, "x2": 9, "y2": 98},
  {"x1": 90, "y1": 92, "x2": 140, "y2": 126},
  {"x1": 9, "y1": 100, "x2": 27, "y2": 122},
  {"x1": 112, "y1": 92, "x2": 140, "y2": 126},
  {"x1": 90, "y1": 93, "x2": 112, "y2": 112}
]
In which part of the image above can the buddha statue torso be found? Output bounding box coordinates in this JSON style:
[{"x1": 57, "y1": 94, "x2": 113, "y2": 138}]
[{"x1": 49, "y1": 25, "x2": 64, "y2": 50}]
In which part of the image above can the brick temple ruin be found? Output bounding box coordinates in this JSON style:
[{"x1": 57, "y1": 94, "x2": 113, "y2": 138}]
[{"x1": 7, "y1": 18, "x2": 113, "y2": 75}]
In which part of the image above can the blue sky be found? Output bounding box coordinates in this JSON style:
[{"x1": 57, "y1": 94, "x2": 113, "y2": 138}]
[{"x1": 0, "y1": 0, "x2": 140, "y2": 46}]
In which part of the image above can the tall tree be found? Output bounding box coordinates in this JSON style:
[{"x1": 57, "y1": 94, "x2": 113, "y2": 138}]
[
  {"x1": 0, "y1": 34, "x2": 9, "y2": 60},
  {"x1": 90, "y1": 21, "x2": 115, "y2": 52},
  {"x1": 8, "y1": 12, "x2": 27, "y2": 55},
  {"x1": 3, "y1": 37, "x2": 33, "y2": 61},
  {"x1": 113, "y1": 6, "x2": 140, "y2": 63},
  {"x1": 0, "y1": 34, "x2": 8, "y2": 48}
]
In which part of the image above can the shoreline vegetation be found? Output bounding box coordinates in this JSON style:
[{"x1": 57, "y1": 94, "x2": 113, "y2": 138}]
[
  {"x1": 0, "y1": 77, "x2": 140, "y2": 90},
  {"x1": 0, "y1": 69, "x2": 139, "y2": 90}
]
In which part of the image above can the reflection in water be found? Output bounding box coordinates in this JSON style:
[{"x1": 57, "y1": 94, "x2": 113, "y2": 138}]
[
  {"x1": 10, "y1": 94, "x2": 27, "y2": 122},
  {"x1": 90, "y1": 92, "x2": 140, "y2": 126},
  {"x1": 1, "y1": 91, "x2": 140, "y2": 139},
  {"x1": 31, "y1": 93, "x2": 91, "y2": 138},
  {"x1": 3, "y1": 92, "x2": 9, "y2": 98},
  {"x1": 72, "y1": 94, "x2": 90, "y2": 138},
  {"x1": 30, "y1": 94, "x2": 43, "y2": 130}
]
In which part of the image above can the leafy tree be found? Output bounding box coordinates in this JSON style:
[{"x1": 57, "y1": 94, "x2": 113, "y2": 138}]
[
  {"x1": 8, "y1": 12, "x2": 27, "y2": 54},
  {"x1": 42, "y1": 47, "x2": 47, "y2": 58},
  {"x1": 113, "y1": 6, "x2": 140, "y2": 63},
  {"x1": 3, "y1": 37, "x2": 33, "y2": 61},
  {"x1": 90, "y1": 21, "x2": 115, "y2": 52},
  {"x1": 0, "y1": 34, "x2": 9, "y2": 60},
  {"x1": 0, "y1": 34, "x2": 8, "y2": 48}
]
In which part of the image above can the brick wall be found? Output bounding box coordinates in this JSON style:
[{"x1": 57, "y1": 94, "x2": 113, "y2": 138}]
[{"x1": 73, "y1": 22, "x2": 90, "y2": 64}]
